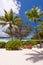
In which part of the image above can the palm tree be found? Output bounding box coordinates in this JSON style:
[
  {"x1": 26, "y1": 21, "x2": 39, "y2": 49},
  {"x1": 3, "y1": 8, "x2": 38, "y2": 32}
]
[
  {"x1": 25, "y1": 7, "x2": 43, "y2": 48},
  {"x1": 0, "y1": 9, "x2": 23, "y2": 40},
  {"x1": 38, "y1": 20, "x2": 43, "y2": 39}
]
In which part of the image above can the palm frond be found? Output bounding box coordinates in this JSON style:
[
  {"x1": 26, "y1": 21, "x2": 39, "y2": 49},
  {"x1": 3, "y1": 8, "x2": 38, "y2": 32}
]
[
  {"x1": 0, "y1": 16, "x2": 6, "y2": 21},
  {"x1": 9, "y1": 9, "x2": 14, "y2": 20},
  {"x1": 4, "y1": 9, "x2": 9, "y2": 21},
  {"x1": 38, "y1": 19, "x2": 43, "y2": 22},
  {"x1": 25, "y1": 7, "x2": 43, "y2": 21}
]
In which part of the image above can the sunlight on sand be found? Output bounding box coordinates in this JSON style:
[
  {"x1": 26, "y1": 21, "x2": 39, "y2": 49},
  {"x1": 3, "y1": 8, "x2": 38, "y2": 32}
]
[{"x1": 0, "y1": 48, "x2": 43, "y2": 65}]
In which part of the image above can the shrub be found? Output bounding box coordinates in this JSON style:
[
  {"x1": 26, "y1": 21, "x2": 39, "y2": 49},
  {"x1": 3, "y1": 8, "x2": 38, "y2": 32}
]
[
  {"x1": 0, "y1": 42, "x2": 6, "y2": 48},
  {"x1": 26, "y1": 41, "x2": 32, "y2": 45},
  {"x1": 5, "y1": 40, "x2": 22, "y2": 50},
  {"x1": 23, "y1": 40, "x2": 39, "y2": 46},
  {"x1": 21, "y1": 41, "x2": 32, "y2": 48},
  {"x1": 31, "y1": 41, "x2": 39, "y2": 46},
  {"x1": 21, "y1": 41, "x2": 26, "y2": 47}
]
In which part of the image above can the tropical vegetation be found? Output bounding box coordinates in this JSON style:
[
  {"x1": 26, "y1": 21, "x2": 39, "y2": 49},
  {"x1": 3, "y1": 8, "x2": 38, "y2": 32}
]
[
  {"x1": 0, "y1": 40, "x2": 40, "y2": 50},
  {"x1": 0, "y1": 42, "x2": 6, "y2": 48},
  {"x1": 25, "y1": 7, "x2": 43, "y2": 48},
  {"x1": 0, "y1": 9, "x2": 31, "y2": 40},
  {"x1": 0, "y1": 7, "x2": 43, "y2": 49}
]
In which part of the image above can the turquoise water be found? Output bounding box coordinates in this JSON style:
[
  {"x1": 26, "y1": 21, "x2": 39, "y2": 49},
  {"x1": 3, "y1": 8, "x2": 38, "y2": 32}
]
[
  {"x1": 0, "y1": 37, "x2": 30, "y2": 42},
  {"x1": 0, "y1": 38, "x2": 11, "y2": 42}
]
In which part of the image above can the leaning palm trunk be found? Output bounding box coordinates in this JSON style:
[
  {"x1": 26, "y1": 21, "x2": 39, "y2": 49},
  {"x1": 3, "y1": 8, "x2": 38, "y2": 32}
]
[{"x1": 34, "y1": 19, "x2": 42, "y2": 48}]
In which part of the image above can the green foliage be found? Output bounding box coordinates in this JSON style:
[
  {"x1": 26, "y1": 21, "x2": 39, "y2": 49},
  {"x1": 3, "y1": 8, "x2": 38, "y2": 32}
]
[
  {"x1": 0, "y1": 40, "x2": 40, "y2": 49},
  {"x1": 39, "y1": 31, "x2": 43, "y2": 38},
  {"x1": 31, "y1": 41, "x2": 39, "y2": 46},
  {"x1": 4, "y1": 9, "x2": 14, "y2": 21},
  {"x1": 21, "y1": 41, "x2": 27, "y2": 47},
  {"x1": 0, "y1": 42, "x2": 6, "y2": 48},
  {"x1": 5, "y1": 40, "x2": 22, "y2": 50},
  {"x1": 9, "y1": 9, "x2": 14, "y2": 20},
  {"x1": 21, "y1": 40, "x2": 39, "y2": 47},
  {"x1": 22, "y1": 40, "x2": 39, "y2": 46},
  {"x1": 21, "y1": 41, "x2": 31, "y2": 47},
  {"x1": 25, "y1": 7, "x2": 43, "y2": 20},
  {"x1": 26, "y1": 41, "x2": 32, "y2": 45}
]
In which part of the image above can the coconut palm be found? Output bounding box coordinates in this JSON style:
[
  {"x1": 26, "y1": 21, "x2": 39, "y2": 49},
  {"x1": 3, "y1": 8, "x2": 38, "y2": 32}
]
[
  {"x1": 38, "y1": 20, "x2": 43, "y2": 39},
  {"x1": 25, "y1": 7, "x2": 43, "y2": 48},
  {"x1": 0, "y1": 9, "x2": 23, "y2": 40},
  {"x1": 38, "y1": 20, "x2": 43, "y2": 30}
]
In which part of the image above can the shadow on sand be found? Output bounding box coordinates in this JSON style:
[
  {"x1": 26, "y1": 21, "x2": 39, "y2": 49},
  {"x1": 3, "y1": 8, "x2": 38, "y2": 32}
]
[{"x1": 25, "y1": 50, "x2": 43, "y2": 63}]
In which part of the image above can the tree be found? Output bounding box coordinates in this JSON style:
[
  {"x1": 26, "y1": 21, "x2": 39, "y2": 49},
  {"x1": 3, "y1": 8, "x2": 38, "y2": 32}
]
[
  {"x1": 38, "y1": 20, "x2": 43, "y2": 39},
  {"x1": 25, "y1": 7, "x2": 43, "y2": 48},
  {"x1": 14, "y1": 23, "x2": 31, "y2": 40},
  {"x1": 0, "y1": 9, "x2": 23, "y2": 40},
  {"x1": 31, "y1": 20, "x2": 43, "y2": 40},
  {"x1": 4, "y1": 22, "x2": 31, "y2": 40}
]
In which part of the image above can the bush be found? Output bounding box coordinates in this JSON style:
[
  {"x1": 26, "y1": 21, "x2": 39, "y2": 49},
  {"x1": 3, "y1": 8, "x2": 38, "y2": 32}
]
[
  {"x1": 5, "y1": 40, "x2": 22, "y2": 50},
  {"x1": 21, "y1": 41, "x2": 26, "y2": 47},
  {"x1": 31, "y1": 41, "x2": 39, "y2": 46},
  {"x1": 22, "y1": 40, "x2": 39, "y2": 46},
  {"x1": 21, "y1": 41, "x2": 32, "y2": 48},
  {"x1": 0, "y1": 42, "x2": 6, "y2": 48},
  {"x1": 26, "y1": 41, "x2": 32, "y2": 45}
]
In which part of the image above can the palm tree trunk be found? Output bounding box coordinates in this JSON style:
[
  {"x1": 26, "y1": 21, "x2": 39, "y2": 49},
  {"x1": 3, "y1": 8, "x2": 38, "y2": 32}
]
[
  {"x1": 9, "y1": 23, "x2": 13, "y2": 40},
  {"x1": 34, "y1": 19, "x2": 42, "y2": 48}
]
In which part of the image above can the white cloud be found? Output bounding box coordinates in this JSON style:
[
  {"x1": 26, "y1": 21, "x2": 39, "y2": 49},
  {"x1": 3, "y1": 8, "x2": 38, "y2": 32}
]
[{"x1": 0, "y1": 0, "x2": 21, "y2": 16}]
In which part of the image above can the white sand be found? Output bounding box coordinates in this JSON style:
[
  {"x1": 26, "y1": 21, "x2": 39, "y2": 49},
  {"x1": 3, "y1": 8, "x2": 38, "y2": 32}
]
[{"x1": 0, "y1": 48, "x2": 43, "y2": 65}]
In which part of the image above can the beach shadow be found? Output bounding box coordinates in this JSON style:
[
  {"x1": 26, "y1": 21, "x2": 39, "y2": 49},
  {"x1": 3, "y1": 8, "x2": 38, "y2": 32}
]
[{"x1": 25, "y1": 50, "x2": 43, "y2": 63}]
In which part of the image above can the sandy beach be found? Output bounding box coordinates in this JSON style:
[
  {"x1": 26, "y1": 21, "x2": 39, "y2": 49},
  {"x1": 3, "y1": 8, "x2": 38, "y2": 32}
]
[{"x1": 0, "y1": 48, "x2": 43, "y2": 65}]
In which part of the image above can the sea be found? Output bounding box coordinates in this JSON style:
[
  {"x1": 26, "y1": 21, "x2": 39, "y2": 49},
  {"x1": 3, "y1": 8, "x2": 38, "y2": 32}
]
[
  {"x1": 0, "y1": 38, "x2": 11, "y2": 42},
  {"x1": 0, "y1": 37, "x2": 30, "y2": 42}
]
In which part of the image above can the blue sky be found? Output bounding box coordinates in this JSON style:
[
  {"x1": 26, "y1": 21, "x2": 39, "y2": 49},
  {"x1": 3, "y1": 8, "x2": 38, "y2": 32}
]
[
  {"x1": 19, "y1": 0, "x2": 43, "y2": 26},
  {"x1": 0, "y1": 0, "x2": 43, "y2": 38}
]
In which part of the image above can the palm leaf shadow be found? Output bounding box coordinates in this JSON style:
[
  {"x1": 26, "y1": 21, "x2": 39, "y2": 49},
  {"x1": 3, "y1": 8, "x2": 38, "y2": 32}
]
[{"x1": 25, "y1": 50, "x2": 43, "y2": 63}]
